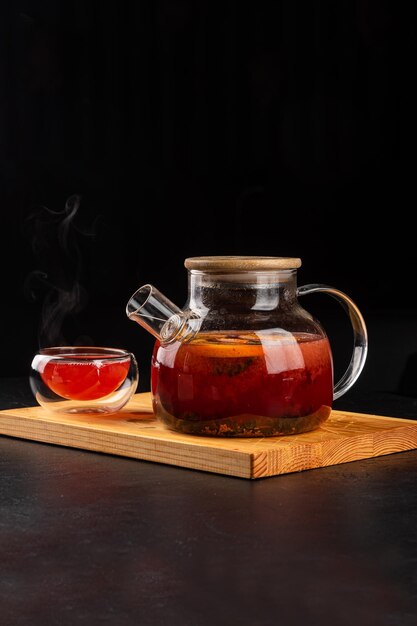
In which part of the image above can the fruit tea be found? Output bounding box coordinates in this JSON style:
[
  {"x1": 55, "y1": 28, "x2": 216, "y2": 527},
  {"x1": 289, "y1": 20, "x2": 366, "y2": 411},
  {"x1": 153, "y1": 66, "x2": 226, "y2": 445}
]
[
  {"x1": 40, "y1": 354, "x2": 131, "y2": 401},
  {"x1": 151, "y1": 331, "x2": 333, "y2": 436}
]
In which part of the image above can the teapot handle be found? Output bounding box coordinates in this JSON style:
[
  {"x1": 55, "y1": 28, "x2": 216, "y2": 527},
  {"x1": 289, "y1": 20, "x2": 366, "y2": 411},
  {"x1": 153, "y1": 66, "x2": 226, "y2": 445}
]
[{"x1": 297, "y1": 284, "x2": 368, "y2": 400}]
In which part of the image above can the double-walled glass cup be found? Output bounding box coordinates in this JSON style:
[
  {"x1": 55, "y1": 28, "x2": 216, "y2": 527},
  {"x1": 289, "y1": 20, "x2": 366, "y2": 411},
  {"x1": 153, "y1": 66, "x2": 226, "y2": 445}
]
[{"x1": 30, "y1": 347, "x2": 138, "y2": 415}]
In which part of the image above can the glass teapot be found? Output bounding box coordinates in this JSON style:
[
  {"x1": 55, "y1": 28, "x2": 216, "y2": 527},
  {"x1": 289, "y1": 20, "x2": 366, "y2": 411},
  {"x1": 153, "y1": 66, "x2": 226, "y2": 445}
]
[{"x1": 126, "y1": 256, "x2": 367, "y2": 437}]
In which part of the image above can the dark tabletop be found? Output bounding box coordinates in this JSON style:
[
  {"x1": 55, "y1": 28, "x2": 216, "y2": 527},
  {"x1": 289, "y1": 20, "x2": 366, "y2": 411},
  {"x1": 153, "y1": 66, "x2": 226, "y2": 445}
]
[{"x1": 1, "y1": 378, "x2": 417, "y2": 626}]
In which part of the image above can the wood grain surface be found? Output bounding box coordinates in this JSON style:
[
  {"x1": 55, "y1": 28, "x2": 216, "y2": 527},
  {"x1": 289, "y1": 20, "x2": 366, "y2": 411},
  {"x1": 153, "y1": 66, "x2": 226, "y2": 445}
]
[
  {"x1": 183, "y1": 255, "x2": 302, "y2": 271},
  {"x1": 1, "y1": 393, "x2": 417, "y2": 479}
]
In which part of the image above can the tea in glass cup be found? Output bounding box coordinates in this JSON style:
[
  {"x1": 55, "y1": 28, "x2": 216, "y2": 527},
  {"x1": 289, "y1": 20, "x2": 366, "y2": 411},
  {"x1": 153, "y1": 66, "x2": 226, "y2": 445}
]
[{"x1": 30, "y1": 347, "x2": 138, "y2": 415}]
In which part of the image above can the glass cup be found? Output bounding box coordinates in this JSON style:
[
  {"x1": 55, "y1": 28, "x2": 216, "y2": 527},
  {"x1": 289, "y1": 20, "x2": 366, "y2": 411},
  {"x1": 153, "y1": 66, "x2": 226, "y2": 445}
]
[{"x1": 30, "y1": 347, "x2": 139, "y2": 415}]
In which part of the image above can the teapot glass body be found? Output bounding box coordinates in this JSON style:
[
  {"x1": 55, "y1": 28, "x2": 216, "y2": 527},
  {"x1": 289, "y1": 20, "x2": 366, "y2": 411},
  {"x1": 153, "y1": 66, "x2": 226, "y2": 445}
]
[{"x1": 127, "y1": 257, "x2": 367, "y2": 437}]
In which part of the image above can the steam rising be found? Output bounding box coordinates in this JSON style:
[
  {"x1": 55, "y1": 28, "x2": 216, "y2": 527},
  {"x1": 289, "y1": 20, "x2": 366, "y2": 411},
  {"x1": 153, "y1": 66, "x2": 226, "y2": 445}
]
[{"x1": 24, "y1": 195, "x2": 92, "y2": 346}]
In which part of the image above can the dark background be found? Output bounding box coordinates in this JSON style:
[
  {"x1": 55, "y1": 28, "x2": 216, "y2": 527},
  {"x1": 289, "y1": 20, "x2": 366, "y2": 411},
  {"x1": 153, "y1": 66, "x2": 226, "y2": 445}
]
[{"x1": 1, "y1": 1, "x2": 416, "y2": 396}]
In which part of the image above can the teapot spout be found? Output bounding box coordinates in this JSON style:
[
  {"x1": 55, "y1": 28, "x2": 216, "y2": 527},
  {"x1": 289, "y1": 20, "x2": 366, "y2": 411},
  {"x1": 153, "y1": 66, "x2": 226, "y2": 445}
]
[{"x1": 126, "y1": 284, "x2": 199, "y2": 344}]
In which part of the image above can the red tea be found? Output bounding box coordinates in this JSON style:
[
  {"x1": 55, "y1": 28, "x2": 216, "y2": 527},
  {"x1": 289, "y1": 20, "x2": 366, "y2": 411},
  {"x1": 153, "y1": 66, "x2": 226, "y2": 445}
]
[
  {"x1": 151, "y1": 331, "x2": 333, "y2": 436},
  {"x1": 41, "y1": 355, "x2": 131, "y2": 401}
]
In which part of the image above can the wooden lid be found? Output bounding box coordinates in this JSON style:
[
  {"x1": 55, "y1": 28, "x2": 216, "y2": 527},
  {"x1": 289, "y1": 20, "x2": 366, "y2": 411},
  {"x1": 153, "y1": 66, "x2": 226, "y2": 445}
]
[{"x1": 184, "y1": 256, "x2": 302, "y2": 271}]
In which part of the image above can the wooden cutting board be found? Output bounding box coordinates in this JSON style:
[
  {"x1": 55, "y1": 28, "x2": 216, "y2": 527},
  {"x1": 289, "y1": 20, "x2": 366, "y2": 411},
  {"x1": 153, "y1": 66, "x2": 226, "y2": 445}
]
[{"x1": 1, "y1": 393, "x2": 417, "y2": 479}]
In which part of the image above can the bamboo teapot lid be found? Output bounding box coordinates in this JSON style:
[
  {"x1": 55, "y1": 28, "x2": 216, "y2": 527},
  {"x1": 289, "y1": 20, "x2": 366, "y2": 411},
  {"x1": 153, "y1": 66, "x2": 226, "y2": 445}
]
[{"x1": 184, "y1": 256, "x2": 302, "y2": 271}]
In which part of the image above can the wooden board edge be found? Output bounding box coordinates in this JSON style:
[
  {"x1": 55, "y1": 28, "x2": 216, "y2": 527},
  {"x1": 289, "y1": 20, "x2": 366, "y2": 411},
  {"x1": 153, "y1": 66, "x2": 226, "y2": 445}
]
[
  {"x1": 250, "y1": 422, "x2": 417, "y2": 478},
  {"x1": 0, "y1": 415, "x2": 252, "y2": 479}
]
